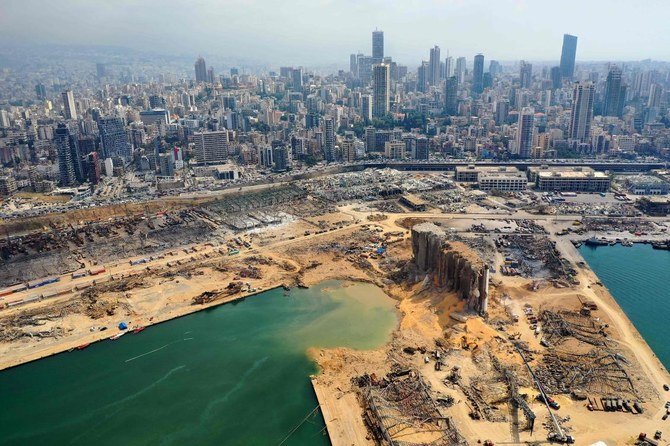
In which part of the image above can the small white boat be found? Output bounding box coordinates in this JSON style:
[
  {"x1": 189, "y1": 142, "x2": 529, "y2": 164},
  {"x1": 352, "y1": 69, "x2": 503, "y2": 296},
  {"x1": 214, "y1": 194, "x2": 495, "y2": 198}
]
[{"x1": 109, "y1": 331, "x2": 127, "y2": 340}]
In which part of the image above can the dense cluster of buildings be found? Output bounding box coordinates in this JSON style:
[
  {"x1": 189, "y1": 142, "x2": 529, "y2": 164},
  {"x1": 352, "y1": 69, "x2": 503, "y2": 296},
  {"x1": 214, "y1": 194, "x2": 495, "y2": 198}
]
[{"x1": 0, "y1": 32, "x2": 669, "y2": 199}]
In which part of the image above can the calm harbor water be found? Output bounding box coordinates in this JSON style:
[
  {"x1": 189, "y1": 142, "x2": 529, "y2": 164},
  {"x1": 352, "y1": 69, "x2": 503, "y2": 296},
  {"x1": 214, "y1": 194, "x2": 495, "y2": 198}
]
[
  {"x1": 579, "y1": 243, "x2": 670, "y2": 368},
  {"x1": 0, "y1": 280, "x2": 397, "y2": 446}
]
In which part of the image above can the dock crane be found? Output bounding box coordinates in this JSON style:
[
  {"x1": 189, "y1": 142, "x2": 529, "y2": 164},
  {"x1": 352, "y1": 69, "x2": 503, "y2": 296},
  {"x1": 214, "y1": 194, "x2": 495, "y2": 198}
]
[{"x1": 514, "y1": 343, "x2": 575, "y2": 444}]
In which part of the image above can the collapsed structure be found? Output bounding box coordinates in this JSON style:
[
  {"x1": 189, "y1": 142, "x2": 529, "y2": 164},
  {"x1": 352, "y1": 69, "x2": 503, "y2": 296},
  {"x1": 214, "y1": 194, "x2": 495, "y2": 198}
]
[{"x1": 411, "y1": 223, "x2": 489, "y2": 314}]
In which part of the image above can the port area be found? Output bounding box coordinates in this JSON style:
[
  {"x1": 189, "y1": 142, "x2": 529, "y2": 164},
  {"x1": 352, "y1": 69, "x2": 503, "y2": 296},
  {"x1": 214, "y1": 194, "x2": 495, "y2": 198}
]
[{"x1": 2, "y1": 181, "x2": 670, "y2": 444}]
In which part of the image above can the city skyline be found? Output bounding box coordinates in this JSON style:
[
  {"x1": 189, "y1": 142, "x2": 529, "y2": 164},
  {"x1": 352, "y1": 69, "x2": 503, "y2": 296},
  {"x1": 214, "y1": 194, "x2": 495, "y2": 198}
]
[{"x1": 2, "y1": 0, "x2": 670, "y2": 65}]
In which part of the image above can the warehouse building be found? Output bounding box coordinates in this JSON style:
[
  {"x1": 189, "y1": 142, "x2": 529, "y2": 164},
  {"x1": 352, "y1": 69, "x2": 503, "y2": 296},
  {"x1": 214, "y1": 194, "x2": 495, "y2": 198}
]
[
  {"x1": 478, "y1": 172, "x2": 528, "y2": 192},
  {"x1": 624, "y1": 175, "x2": 668, "y2": 195},
  {"x1": 528, "y1": 165, "x2": 594, "y2": 183},
  {"x1": 400, "y1": 193, "x2": 428, "y2": 211},
  {"x1": 535, "y1": 169, "x2": 610, "y2": 192},
  {"x1": 455, "y1": 165, "x2": 522, "y2": 183}
]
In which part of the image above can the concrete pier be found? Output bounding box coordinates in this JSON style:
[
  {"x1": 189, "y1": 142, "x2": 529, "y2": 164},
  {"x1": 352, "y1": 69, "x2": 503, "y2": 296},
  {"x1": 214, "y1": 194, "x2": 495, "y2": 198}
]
[{"x1": 311, "y1": 377, "x2": 372, "y2": 446}]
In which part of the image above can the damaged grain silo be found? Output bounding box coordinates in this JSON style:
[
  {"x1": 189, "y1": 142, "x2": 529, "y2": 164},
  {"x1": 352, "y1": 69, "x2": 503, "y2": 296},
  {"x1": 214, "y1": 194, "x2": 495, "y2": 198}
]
[{"x1": 411, "y1": 222, "x2": 489, "y2": 314}]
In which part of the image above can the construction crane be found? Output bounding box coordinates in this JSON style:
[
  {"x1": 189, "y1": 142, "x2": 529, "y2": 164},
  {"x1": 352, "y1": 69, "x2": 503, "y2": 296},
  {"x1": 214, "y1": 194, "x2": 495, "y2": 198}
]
[{"x1": 514, "y1": 343, "x2": 575, "y2": 444}]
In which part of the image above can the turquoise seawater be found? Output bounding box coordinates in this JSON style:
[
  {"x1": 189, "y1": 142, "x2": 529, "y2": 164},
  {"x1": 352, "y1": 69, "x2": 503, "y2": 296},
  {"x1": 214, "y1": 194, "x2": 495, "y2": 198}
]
[
  {"x1": 0, "y1": 280, "x2": 397, "y2": 445},
  {"x1": 579, "y1": 243, "x2": 670, "y2": 368}
]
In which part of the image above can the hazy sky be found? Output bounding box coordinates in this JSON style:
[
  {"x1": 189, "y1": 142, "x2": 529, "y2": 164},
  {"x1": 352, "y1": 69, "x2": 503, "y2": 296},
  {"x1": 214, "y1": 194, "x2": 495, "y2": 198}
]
[{"x1": 1, "y1": 0, "x2": 669, "y2": 66}]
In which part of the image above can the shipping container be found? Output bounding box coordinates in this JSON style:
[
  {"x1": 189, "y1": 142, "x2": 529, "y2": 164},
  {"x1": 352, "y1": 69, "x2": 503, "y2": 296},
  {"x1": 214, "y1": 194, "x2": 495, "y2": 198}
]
[
  {"x1": 42, "y1": 289, "x2": 70, "y2": 299},
  {"x1": 27, "y1": 277, "x2": 60, "y2": 289},
  {"x1": 22, "y1": 295, "x2": 41, "y2": 304},
  {"x1": 0, "y1": 283, "x2": 28, "y2": 297}
]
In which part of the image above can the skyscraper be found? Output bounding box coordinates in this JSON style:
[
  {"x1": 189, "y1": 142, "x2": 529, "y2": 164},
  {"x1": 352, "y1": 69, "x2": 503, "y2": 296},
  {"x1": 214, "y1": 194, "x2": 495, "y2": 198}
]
[
  {"x1": 495, "y1": 100, "x2": 510, "y2": 125},
  {"x1": 272, "y1": 145, "x2": 291, "y2": 172},
  {"x1": 560, "y1": 34, "x2": 578, "y2": 80},
  {"x1": 428, "y1": 46, "x2": 441, "y2": 86},
  {"x1": 323, "y1": 116, "x2": 335, "y2": 162},
  {"x1": 99, "y1": 116, "x2": 130, "y2": 159},
  {"x1": 54, "y1": 124, "x2": 82, "y2": 186},
  {"x1": 361, "y1": 94, "x2": 372, "y2": 121},
  {"x1": 194, "y1": 57, "x2": 207, "y2": 83},
  {"x1": 648, "y1": 83, "x2": 663, "y2": 108},
  {"x1": 473, "y1": 54, "x2": 484, "y2": 95},
  {"x1": 292, "y1": 68, "x2": 303, "y2": 90},
  {"x1": 569, "y1": 82, "x2": 595, "y2": 143},
  {"x1": 357, "y1": 55, "x2": 373, "y2": 83},
  {"x1": 516, "y1": 107, "x2": 535, "y2": 158},
  {"x1": 604, "y1": 66, "x2": 626, "y2": 118},
  {"x1": 62, "y1": 90, "x2": 77, "y2": 120},
  {"x1": 372, "y1": 30, "x2": 384, "y2": 63},
  {"x1": 550, "y1": 66, "x2": 562, "y2": 89},
  {"x1": 445, "y1": 56, "x2": 453, "y2": 78},
  {"x1": 489, "y1": 60, "x2": 501, "y2": 77},
  {"x1": 350, "y1": 54, "x2": 358, "y2": 75},
  {"x1": 444, "y1": 76, "x2": 458, "y2": 115},
  {"x1": 519, "y1": 60, "x2": 532, "y2": 89},
  {"x1": 455, "y1": 57, "x2": 466, "y2": 85},
  {"x1": 372, "y1": 63, "x2": 390, "y2": 118},
  {"x1": 417, "y1": 62, "x2": 429, "y2": 93},
  {"x1": 193, "y1": 131, "x2": 229, "y2": 164}
]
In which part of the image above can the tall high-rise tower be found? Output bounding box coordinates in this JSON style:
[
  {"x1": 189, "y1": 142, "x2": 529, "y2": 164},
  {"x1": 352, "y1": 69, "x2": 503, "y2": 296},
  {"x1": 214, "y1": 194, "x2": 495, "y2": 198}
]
[
  {"x1": 604, "y1": 66, "x2": 626, "y2": 118},
  {"x1": 372, "y1": 30, "x2": 384, "y2": 64},
  {"x1": 62, "y1": 90, "x2": 77, "y2": 120},
  {"x1": 560, "y1": 34, "x2": 578, "y2": 80},
  {"x1": 455, "y1": 57, "x2": 466, "y2": 85},
  {"x1": 98, "y1": 116, "x2": 131, "y2": 159},
  {"x1": 519, "y1": 61, "x2": 532, "y2": 89},
  {"x1": 445, "y1": 56, "x2": 454, "y2": 78},
  {"x1": 194, "y1": 57, "x2": 207, "y2": 83},
  {"x1": 372, "y1": 63, "x2": 390, "y2": 118},
  {"x1": 473, "y1": 54, "x2": 484, "y2": 95},
  {"x1": 55, "y1": 124, "x2": 82, "y2": 186},
  {"x1": 361, "y1": 95, "x2": 372, "y2": 121},
  {"x1": 648, "y1": 83, "x2": 663, "y2": 108},
  {"x1": 417, "y1": 62, "x2": 429, "y2": 93},
  {"x1": 357, "y1": 55, "x2": 373, "y2": 83},
  {"x1": 292, "y1": 68, "x2": 303, "y2": 90},
  {"x1": 444, "y1": 76, "x2": 458, "y2": 115},
  {"x1": 495, "y1": 100, "x2": 510, "y2": 125},
  {"x1": 323, "y1": 116, "x2": 336, "y2": 162},
  {"x1": 569, "y1": 82, "x2": 595, "y2": 143},
  {"x1": 550, "y1": 66, "x2": 562, "y2": 89},
  {"x1": 516, "y1": 107, "x2": 535, "y2": 158},
  {"x1": 350, "y1": 54, "x2": 358, "y2": 75},
  {"x1": 428, "y1": 46, "x2": 441, "y2": 86}
]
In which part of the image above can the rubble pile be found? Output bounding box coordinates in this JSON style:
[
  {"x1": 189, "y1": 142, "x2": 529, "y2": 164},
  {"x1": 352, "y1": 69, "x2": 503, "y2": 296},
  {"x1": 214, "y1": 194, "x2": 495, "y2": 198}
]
[
  {"x1": 191, "y1": 281, "x2": 244, "y2": 305},
  {"x1": 535, "y1": 350, "x2": 637, "y2": 398},
  {"x1": 360, "y1": 370, "x2": 468, "y2": 446}
]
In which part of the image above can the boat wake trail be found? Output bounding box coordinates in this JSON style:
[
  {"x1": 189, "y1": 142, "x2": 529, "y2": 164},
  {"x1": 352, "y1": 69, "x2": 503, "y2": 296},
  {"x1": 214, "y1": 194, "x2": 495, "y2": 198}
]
[
  {"x1": 124, "y1": 335, "x2": 198, "y2": 363},
  {"x1": 201, "y1": 356, "x2": 270, "y2": 420},
  {"x1": 125, "y1": 344, "x2": 171, "y2": 362}
]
